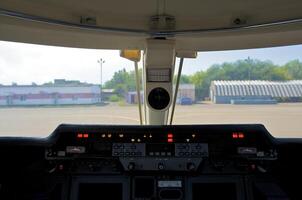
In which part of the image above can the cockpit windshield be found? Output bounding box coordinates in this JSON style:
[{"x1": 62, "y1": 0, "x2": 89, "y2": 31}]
[{"x1": 0, "y1": 40, "x2": 301, "y2": 137}]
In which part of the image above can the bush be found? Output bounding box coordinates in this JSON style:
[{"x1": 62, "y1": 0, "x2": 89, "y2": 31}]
[{"x1": 109, "y1": 95, "x2": 120, "y2": 102}]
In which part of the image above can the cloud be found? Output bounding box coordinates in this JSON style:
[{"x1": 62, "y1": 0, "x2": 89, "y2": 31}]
[
  {"x1": 0, "y1": 40, "x2": 301, "y2": 85},
  {"x1": 0, "y1": 40, "x2": 139, "y2": 85}
]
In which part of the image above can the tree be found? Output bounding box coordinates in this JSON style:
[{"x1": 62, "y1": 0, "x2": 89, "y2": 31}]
[
  {"x1": 103, "y1": 68, "x2": 142, "y2": 97},
  {"x1": 190, "y1": 59, "x2": 302, "y2": 100},
  {"x1": 173, "y1": 74, "x2": 192, "y2": 84},
  {"x1": 283, "y1": 60, "x2": 302, "y2": 79},
  {"x1": 103, "y1": 59, "x2": 302, "y2": 101}
]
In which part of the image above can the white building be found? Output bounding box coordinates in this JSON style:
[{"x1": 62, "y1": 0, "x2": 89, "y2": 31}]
[
  {"x1": 0, "y1": 84, "x2": 101, "y2": 106},
  {"x1": 210, "y1": 80, "x2": 302, "y2": 104},
  {"x1": 177, "y1": 84, "x2": 195, "y2": 102}
]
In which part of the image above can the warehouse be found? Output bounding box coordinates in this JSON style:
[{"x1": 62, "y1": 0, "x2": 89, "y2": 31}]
[
  {"x1": 0, "y1": 80, "x2": 101, "y2": 106},
  {"x1": 210, "y1": 80, "x2": 302, "y2": 104}
]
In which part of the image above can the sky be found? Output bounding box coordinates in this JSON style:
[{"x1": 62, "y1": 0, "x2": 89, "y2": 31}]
[{"x1": 0, "y1": 40, "x2": 301, "y2": 85}]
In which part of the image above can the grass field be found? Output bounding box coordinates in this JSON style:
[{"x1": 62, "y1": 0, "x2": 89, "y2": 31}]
[{"x1": 0, "y1": 103, "x2": 301, "y2": 138}]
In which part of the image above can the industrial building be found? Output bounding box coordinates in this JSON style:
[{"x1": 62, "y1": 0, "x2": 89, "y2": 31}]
[
  {"x1": 210, "y1": 80, "x2": 302, "y2": 104},
  {"x1": 177, "y1": 84, "x2": 195, "y2": 103},
  {"x1": 0, "y1": 79, "x2": 101, "y2": 106}
]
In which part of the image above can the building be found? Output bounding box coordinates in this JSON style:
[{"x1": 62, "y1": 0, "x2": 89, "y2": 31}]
[
  {"x1": 0, "y1": 80, "x2": 101, "y2": 106},
  {"x1": 210, "y1": 80, "x2": 302, "y2": 104},
  {"x1": 102, "y1": 89, "x2": 116, "y2": 101},
  {"x1": 126, "y1": 84, "x2": 195, "y2": 104},
  {"x1": 126, "y1": 91, "x2": 144, "y2": 104},
  {"x1": 177, "y1": 84, "x2": 195, "y2": 103}
]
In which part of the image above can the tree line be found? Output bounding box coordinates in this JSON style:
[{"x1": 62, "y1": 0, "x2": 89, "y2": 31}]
[{"x1": 104, "y1": 59, "x2": 302, "y2": 100}]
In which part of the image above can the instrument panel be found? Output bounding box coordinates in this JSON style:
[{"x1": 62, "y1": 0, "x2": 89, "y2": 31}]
[
  {"x1": 45, "y1": 124, "x2": 277, "y2": 173},
  {"x1": 1, "y1": 124, "x2": 296, "y2": 200}
]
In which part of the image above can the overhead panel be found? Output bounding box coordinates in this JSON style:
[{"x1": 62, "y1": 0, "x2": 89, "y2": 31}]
[{"x1": 0, "y1": 0, "x2": 302, "y2": 50}]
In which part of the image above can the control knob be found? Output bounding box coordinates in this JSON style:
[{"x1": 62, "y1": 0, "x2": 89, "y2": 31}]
[
  {"x1": 158, "y1": 163, "x2": 165, "y2": 170},
  {"x1": 128, "y1": 162, "x2": 135, "y2": 170},
  {"x1": 187, "y1": 163, "x2": 196, "y2": 171}
]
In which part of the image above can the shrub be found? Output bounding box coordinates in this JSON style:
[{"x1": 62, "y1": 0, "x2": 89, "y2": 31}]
[{"x1": 109, "y1": 95, "x2": 120, "y2": 102}]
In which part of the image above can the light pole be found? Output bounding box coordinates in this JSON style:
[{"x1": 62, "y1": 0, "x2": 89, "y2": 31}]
[{"x1": 97, "y1": 58, "x2": 105, "y2": 103}]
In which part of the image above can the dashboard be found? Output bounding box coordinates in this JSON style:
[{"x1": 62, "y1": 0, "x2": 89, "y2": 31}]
[
  {"x1": 45, "y1": 124, "x2": 277, "y2": 173},
  {"x1": 0, "y1": 124, "x2": 300, "y2": 200}
]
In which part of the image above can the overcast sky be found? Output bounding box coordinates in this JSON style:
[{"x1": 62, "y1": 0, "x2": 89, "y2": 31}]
[{"x1": 0, "y1": 40, "x2": 301, "y2": 85}]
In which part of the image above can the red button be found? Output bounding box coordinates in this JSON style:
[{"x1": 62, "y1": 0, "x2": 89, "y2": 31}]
[
  {"x1": 168, "y1": 138, "x2": 173, "y2": 143},
  {"x1": 232, "y1": 133, "x2": 238, "y2": 139}
]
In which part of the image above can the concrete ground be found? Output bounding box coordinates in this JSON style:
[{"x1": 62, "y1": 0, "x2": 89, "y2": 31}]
[{"x1": 0, "y1": 103, "x2": 301, "y2": 138}]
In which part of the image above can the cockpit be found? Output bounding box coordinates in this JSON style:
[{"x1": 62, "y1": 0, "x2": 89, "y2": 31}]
[{"x1": 0, "y1": 0, "x2": 302, "y2": 199}]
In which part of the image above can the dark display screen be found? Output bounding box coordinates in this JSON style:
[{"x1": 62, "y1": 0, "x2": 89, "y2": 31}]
[
  {"x1": 78, "y1": 183, "x2": 123, "y2": 200},
  {"x1": 146, "y1": 143, "x2": 175, "y2": 156}
]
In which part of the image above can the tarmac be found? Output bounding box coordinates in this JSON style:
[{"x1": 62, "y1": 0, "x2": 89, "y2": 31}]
[{"x1": 0, "y1": 102, "x2": 301, "y2": 138}]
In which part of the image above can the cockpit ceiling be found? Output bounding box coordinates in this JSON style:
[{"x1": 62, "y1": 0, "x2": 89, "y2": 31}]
[{"x1": 0, "y1": 0, "x2": 302, "y2": 50}]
